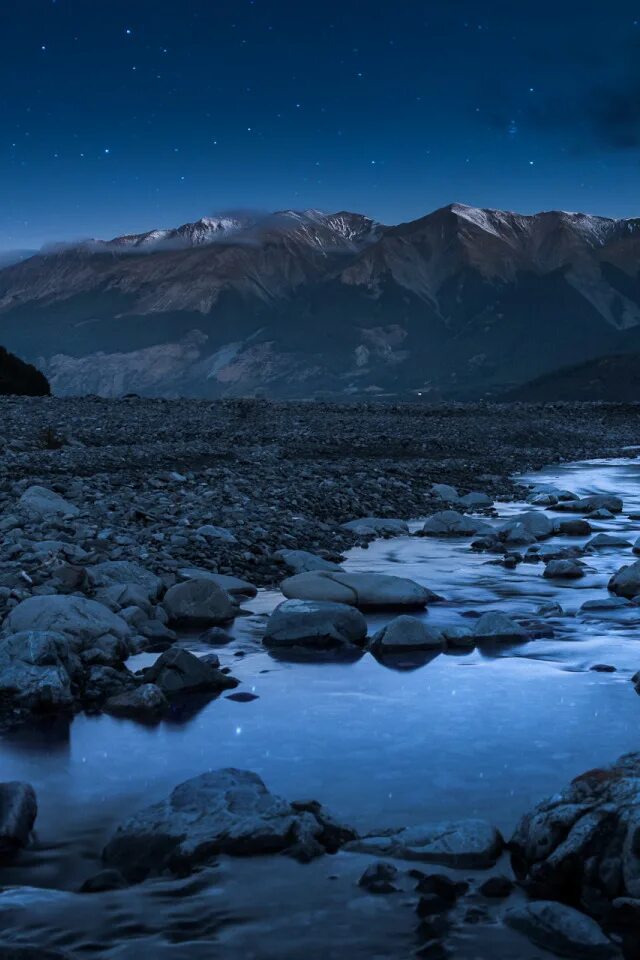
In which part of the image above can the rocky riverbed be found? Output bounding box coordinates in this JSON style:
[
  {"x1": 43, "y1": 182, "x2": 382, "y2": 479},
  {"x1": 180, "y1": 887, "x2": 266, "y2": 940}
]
[{"x1": 2, "y1": 398, "x2": 640, "y2": 959}]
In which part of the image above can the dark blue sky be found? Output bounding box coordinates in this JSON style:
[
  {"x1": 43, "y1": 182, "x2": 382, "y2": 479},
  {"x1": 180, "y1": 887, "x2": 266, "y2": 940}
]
[{"x1": 2, "y1": 0, "x2": 640, "y2": 250}]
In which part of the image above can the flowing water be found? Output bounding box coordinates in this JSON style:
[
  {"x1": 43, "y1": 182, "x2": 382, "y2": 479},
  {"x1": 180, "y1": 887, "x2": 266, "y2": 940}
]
[{"x1": 1, "y1": 457, "x2": 640, "y2": 958}]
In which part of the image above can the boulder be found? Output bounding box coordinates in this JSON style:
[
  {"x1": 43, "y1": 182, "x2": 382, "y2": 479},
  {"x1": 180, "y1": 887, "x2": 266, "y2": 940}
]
[
  {"x1": 347, "y1": 819, "x2": 502, "y2": 868},
  {"x1": 555, "y1": 494, "x2": 623, "y2": 515},
  {"x1": 555, "y1": 519, "x2": 593, "y2": 536},
  {"x1": 472, "y1": 611, "x2": 527, "y2": 643},
  {"x1": 358, "y1": 860, "x2": 399, "y2": 894},
  {"x1": 341, "y1": 518, "x2": 409, "y2": 537},
  {"x1": 177, "y1": 569, "x2": 257, "y2": 599},
  {"x1": 18, "y1": 486, "x2": 79, "y2": 518},
  {"x1": 0, "y1": 782, "x2": 37, "y2": 860},
  {"x1": 422, "y1": 511, "x2": 493, "y2": 537},
  {"x1": 504, "y1": 901, "x2": 619, "y2": 959},
  {"x1": 86, "y1": 561, "x2": 163, "y2": 601},
  {"x1": 264, "y1": 600, "x2": 367, "y2": 651},
  {"x1": 431, "y1": 483, "x2": 459, "y2": 502},
  {"x1": 581, "y1": 597, "x2": 630, "y2": 611},
  {"x1": 142, "y1": 648, "x2": 238, "y2": 697},
  {"x1": 194, "y1": 525, "x2": 237, "y2": 543},
  {"x1": 608, "y1": 560, "x2": 640, "y2": 599},
  {"x1": 500, "y1": 522, "x2": 537, "y2": 546},
  {"x1": 586, "y1": 534, "x2": 631, "y2": 550},
  {"x1": 510, "y1": 753, "x2": 640, "y2": 923},
  {"x1": 162, "y1": 579, "x2": 236, "y2": 626},
  {"x1": 2, "y1": 596, "x2": 130, "y2": 647},
  {"x1": 103, "y1": 768, "x2": 357, "y2": 881},
  {"x1": 459, "y1": 491, "x2": 493, "y2": 508},
  {"x1": 501, "y1": 511, "x2": 554, "y2": 541},
  {"x1": 104, "y1": 683, "x2": 168, "y2": 720},
  {"x1": 543, "y1": 559, "x2": 587, "y2": 579},
  {"x1": 0, "y1": 631, "x2": 78, "y2": 713},
  {"x1": 274, "y1": 549, "x2": 343, "y2": 574},
  {"x1": 280, "y1": 571, "x2": 433, "y2": 611},
  {"x1": 369, "y1": 616, "x2": 444, "y2": 652}
]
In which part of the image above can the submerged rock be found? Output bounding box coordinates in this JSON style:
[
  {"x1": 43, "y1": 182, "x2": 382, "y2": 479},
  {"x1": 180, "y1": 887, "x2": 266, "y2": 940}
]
[
  {"x1": 504, "y1": 901, "x2": 619, "y2": 959},
  {"x1": 369, "y1": 616, "x2": 444, "y2": 652},
  {"x1": 510, "y1": 753, "x2": 640, "y2": 925},
  {"x1": 358, "y1": 860, "x2": 399, "y2": 894},
  {"x1": 348, "y1": 819, "x2": 502, "y2": 868},
  {"x1": 263, "y1": 599, "x2": 367, "y2": 651},
  {"x1": 0, "y1": 782, "x2": 37, "y2": 861},
  {"x1": 281, "y1": 571, "x2": 433, "y2": 610},
  {"x1": 103, "y1": 768, "x2": 356, "y2": 881}
]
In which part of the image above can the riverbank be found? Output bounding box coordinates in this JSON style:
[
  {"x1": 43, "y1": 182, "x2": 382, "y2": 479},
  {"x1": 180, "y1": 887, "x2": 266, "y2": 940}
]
[{"x1": 2, "y1": 397, "x2": 640, "y2": 593}]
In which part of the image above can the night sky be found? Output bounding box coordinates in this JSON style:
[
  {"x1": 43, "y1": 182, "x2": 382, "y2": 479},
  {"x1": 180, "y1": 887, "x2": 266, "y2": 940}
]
[{"x1": 3, "y1": 0, "x2": 640, "y2": 251}]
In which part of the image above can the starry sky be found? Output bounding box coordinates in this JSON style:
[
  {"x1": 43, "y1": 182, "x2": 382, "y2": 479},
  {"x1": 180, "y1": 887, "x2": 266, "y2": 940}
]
[{"x1": 2, "y1": 0, "x2": 640, "y2": 251}]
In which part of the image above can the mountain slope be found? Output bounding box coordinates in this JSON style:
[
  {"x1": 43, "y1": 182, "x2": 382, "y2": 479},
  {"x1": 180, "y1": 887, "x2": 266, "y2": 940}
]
[
  {"x1": 0, "y1": 346, "x2": 50, "y2": 396},
  {"x1": 503, "y1": 354, "x2": 640, "y2": 402},
  {"x1": 1, "y1": 203, "x2": 640, "y2": 399}
]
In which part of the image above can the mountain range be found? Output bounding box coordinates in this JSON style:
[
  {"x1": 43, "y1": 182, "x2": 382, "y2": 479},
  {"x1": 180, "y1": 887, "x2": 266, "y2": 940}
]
[{"x1": 1, "y1": 203, "x2": 640, "y2": 399}]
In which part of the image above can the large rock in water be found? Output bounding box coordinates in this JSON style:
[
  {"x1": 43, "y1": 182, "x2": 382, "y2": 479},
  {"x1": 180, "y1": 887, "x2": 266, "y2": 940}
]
[
  {"x1": 280, "y1": 571, "x2": 433, "y2": 610},
  {"x1": 0, "y1": 631, "x2": 78, "y2": 713},
  {"x1": 510, "y1": 753, "x2": 640, "y2": 923},
  {"x1": 142, "y1": 648, "x2": 238, "y2": 696},
  {"x1": 103, "y1": 768, "x2": 357, "y2": 881},
  {"x1": 347, "y1": 819, "x2": 502, "y2": 868},
  {"x1": 505, "y1": 901, "x2": 619, "y2": 959},
  {"x1": 263, "y1": 600, "x2": 367, "y2": 651},
  {"x1": 0, "y1": 782, "x2": 37, "y2": 860},
  {"x1": 608, "y1": 560, "x2": 640, "y2": 599},
  {"x1": 421, "y1": 510, "x2": 493, "y2": 537},
  {"x1": 3, "y1": 596, "x2": 130, "y2": 647},
  {"x1": 369, "y1": 615, "x2": 444, "y2": 652},
  {"x1": 162, "y1": 579, "x2": 236, "y2": 626},
  {"x1": 500, "y1": 510, "x2": 554, "y2": 541},
  {"x1": 17, "y1": 486, "x2": 79, "y2": 519},
  {"x1": 472, "y1": 611, "x2": 527, "y2": 643}
]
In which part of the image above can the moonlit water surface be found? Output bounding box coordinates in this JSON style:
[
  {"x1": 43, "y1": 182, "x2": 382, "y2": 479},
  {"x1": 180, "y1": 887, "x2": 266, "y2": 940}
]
[{"x1": 1, "y1": 457, "x2": 640, "y2": 958}]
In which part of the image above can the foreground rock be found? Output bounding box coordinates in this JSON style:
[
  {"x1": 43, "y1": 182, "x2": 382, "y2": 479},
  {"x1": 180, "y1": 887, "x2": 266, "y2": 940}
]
[
  {"x1": 0, "y1": 631, "x2": 78, "y2": 713},
  {"x1": 505, "y1": 901, "x2": 619, "y2": 959},
  {"x1": 369, "y1": 616, "x2": 444, "y2": 653},
  {"x1": 104, "y1": 684, "x2": 169, "y2": 721},
  {"x1": 162, "y1": 578, "x2": 236, "y2": 626},
  {"x1": 544, "y1": 558, "x2": 587, "y2": 579},
  {"x1": 510, "y1": 753, "x2": 640, "y2": 927},
  {"x1": 608, "y1": 560, "x2": 640, "y2": 599},
  {"x1": 347, "y1": 819, "x2": 502, "y2": 868},
  {"x1": 0, "y1": 782, "x2": 37, "y2": 860},
  {"x1": 3, "y1": 595, "x2": 130, "y2": 648},
  {"x1": 263, "y1": 600, "x2": 367, "y2": 652},
  {"x1": 280, "y1": 571, "x2": 433, "y2": 610},
  {"x1": 103, "y1": 768, "x2": 356, "y2": 881},
  {"x1": 141, "y1": 648, "x2": 238, "y2": 696}
]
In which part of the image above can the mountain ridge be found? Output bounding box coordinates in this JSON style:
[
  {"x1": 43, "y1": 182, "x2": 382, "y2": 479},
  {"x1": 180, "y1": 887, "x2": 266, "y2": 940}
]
[{"x1": 2, "y1": 202, "x2": 640, "y2": 399}]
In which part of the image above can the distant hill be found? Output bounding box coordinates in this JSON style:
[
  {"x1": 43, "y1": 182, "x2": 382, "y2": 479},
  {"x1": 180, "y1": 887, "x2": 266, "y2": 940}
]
[
  {"x1": 0, "y1": 346, "x2": 50, "y2": 396},
  {"x1": 503, "y1": 354, "x2": 640, "y2": 402}
]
